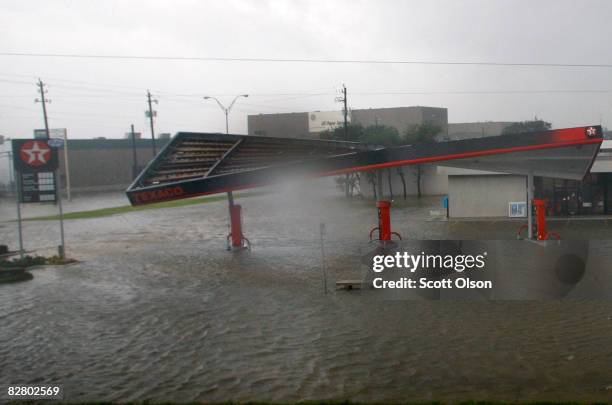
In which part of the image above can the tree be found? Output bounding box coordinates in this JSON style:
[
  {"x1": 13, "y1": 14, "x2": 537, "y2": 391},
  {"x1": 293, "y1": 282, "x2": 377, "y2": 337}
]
[
  {"x1": 360, "y1": 125, "x2": 401, "y2": 199},
  {"x1": 404, "y1": 122, "x2": 441, "y2": 198},
  {"x1": 321, "y1": 124, "x2": 365, "y2": 197},
  {"x1": 502, "y1": 119, "x2": 552, "y2": 135},
  {"x1": 322, "y1": 124, "x2": 401, "y2": 198},
  {"x1": 361, "y1": 125, "x2": 402, "y2": 146},
  {"x1": 319, "y1": 123, "x2": 364, "y2": 142}
]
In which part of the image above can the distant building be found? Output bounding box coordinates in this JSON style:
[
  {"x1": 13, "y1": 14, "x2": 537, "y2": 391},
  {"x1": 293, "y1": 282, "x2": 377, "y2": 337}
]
[
  {"x1": 248, "y1": 106, "x2": 448, "y2": 139},
  {"x1": 55, "y1": 138, "x2": 171, "y2": 192},
  {"x1": 124, "y1": 132, "x2": 142, "y2": 140},
  {"x1": 248, "y1": 111, "x2": 340, "y2": 139},
  {"x1": 0, "y1": 137, "x2": 171, "y2": 195},
  {"x1": 446, "y1": 121, "x2": 515, "y2": 141}
]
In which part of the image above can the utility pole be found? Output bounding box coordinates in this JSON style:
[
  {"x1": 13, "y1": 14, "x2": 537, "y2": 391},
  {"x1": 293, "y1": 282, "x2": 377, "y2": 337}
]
[
  {"x1": 336, "y1": 84, "x2": 350, "y2": 197},
  {"x1": 146, "y1": 90, "x2": 157, "y2": 156},
  {"x1": 63, "y1": 129, "x2": 71, "y2": 201},
  {"x1": 342, "y1": 84, "x2": 348, "y2": 141},
  {"x1": 130, "y1": 124, "x2": 138, "y2": 180},
  {"x1": 35, "y1": 80, "x2": 65, "y2": 258},
  {"x1": 35, "y1": 79, "x2": 50, "y2": 139}
]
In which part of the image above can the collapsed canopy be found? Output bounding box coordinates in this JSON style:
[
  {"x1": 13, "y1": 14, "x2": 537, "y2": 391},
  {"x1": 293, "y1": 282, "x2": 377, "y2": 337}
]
[{"x1": 126, "y1": 125, "x2": 603, "y2": 206}]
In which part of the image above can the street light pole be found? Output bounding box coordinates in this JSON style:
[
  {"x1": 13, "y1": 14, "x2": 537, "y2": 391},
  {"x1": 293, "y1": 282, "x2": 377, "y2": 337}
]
[
  {"x1": 225, "y1": 110, "x2": 229, "y2": 135},
  {"x1": 203, "y1": 94, "x2": 249, "y2": 223},
  {"x1": 203, "y1": 94, "x2": 249, "y2": 135}
]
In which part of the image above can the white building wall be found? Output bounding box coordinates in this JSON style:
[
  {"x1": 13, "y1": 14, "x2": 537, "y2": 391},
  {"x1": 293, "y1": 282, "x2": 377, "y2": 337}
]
[{"x1": 448, "y1": 174, "x2": 526, "y2": 218}]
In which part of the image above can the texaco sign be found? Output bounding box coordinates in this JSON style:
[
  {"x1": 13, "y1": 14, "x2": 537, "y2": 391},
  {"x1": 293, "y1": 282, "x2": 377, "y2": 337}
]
[
  {"x1": 13, "y1": 139, "x2": 59, "y2": 172},
  {"x1": 12, "y1": 139, "x2": 59, "y2": 203}
]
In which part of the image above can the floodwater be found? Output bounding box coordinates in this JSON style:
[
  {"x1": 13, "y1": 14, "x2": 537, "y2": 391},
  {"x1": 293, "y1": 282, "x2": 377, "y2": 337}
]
[{"x1": 1, "y1": 180, "x2": 611, "y2": 402}]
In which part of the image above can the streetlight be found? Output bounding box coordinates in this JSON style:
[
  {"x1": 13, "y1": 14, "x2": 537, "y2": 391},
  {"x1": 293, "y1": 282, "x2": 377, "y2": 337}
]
[{"x1": 203, "y1": 94, "x2": 249, "y2": 134}]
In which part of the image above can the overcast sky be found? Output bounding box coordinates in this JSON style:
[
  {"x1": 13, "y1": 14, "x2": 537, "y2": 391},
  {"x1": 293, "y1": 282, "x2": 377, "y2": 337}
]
[{"x1": 2, "y1": 0, "x2": 612, "y2": 139}]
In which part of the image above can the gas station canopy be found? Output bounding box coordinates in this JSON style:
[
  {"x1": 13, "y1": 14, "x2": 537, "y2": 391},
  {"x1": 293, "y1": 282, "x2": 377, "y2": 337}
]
[{"x1": 126, "y1": 125, "x2": 603, "y2": 206}]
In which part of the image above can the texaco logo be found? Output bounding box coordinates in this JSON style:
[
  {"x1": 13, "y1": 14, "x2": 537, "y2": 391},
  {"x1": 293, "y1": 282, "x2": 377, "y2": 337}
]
[
  {"x1": 19, "y1": 140, "x2": 51, "y2": 167},
  {"x1": 586, "y1": 126, "x2": 598, "y2": 137}
]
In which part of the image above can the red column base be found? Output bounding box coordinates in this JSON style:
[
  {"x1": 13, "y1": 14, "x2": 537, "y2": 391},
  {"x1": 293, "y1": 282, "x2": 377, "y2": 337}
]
[
  {"x1": 369, "y1": 200, "x2": 402, "y2": 242},
  {"x1": 227, "y1": 204, "x2": 251, "y2": 250}
]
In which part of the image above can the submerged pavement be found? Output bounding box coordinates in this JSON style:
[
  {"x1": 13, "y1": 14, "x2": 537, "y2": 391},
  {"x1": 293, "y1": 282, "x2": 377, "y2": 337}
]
[{"x1": 0, "y1": 180, "x2": 611, "y2": 402}]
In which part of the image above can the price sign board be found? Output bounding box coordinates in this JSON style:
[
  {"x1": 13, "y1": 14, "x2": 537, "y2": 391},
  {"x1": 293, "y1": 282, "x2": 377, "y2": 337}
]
[{"x1": 12, "y1": 139, "x2": 59, "y2": 203}]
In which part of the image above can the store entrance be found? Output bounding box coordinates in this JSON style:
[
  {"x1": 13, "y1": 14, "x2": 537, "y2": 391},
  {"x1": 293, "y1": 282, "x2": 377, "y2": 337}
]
[{"x1": 537, "y1": 174, "x2": 610, "y2": 216}]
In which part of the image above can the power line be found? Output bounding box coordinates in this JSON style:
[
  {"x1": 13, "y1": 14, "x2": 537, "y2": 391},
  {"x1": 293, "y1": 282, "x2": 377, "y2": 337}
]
[
  {"x1": 351, "y1": 89, "x2": 612, "y2": 95},
  {"x1": 2, "y1": 52, "x2": 612, "y2": 68}
]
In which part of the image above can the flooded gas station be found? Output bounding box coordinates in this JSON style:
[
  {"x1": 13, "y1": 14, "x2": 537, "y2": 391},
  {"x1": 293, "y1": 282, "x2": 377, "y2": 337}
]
[{"x1": 1, "y1": 180, "x2": 612, "y2": 402}]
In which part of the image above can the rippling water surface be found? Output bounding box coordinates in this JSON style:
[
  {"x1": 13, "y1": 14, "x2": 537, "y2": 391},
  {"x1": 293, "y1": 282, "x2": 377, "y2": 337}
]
[{"x1": 1, "y1": 183, "x2": 611, "y2": 402}]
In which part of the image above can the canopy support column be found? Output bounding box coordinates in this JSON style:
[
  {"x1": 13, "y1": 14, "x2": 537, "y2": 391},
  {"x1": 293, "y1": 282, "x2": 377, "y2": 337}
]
[{"x1": 527, "y1": 173, "x2": 534, "y2": 240}]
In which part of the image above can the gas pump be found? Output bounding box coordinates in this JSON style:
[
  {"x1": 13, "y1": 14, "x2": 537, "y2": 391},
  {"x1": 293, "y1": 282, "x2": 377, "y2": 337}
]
[
  {"x1": 518, "y1": 199, "x2": 561, "y2": 241},
  {"x1": 369, "y1": 200, "x2": 402, "y2": 242},
  {"x1": 226, "y1": 193, "x2": 251, "y2": 251}
]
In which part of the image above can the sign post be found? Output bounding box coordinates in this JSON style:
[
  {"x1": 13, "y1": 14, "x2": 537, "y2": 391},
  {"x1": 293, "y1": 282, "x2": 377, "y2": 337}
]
[
  {"x1": 15, "y1": 176, "x2": 24, "y2": 259},
  {"x1": 55, "y1": 168, "x2": 66, "y2": 259}
]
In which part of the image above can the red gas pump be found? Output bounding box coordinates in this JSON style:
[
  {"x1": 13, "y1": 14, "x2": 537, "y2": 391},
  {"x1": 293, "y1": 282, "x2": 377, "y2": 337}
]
[
  {"x1": 227, "y1": 204, "x2": 251, "y2": 250},
  {"x1": 369, "y1": 200, "x2": 402, "y2": 242},
  {"x1": 518, "y1": 199, "x2": 561, "y2": 241}
]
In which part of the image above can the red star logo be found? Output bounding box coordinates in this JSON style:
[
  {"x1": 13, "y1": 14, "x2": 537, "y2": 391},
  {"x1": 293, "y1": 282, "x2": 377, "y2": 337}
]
[
  {"x1": 586, "y1": 126, "x2": 598, "y2": 137},
  {"x1": 19, "y1": 141, "x2": 51, "y2": 167}
]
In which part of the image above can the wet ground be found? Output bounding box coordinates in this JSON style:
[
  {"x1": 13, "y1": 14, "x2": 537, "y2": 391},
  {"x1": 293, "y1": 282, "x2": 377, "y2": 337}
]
[{"x1": 0, "y1": 180, "x2": 611, "y2": 402}]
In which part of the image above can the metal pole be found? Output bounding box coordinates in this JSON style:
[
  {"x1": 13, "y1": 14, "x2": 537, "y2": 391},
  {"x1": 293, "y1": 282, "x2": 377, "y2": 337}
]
[
  {"x1": 319, "y1": 223, "x2": 328, "y2": 294},
  {"x1": 7, "y1": 151, "x2": 14, "y2": 194},
  {"x1": 15, "y1": 172, "x2": 24, "y2": 259},
  {"x1": 147, "y1": 90, "x2": 157, "y2": 156},
  {"x1": 343, "y1": 84, "x2": 350, "y2": 198},
  {"x1": 527, "y1": 173, "x2": 534, "y2": 240},
  {"x1": 225, "y1": 110, "x2": 229, "y2": 134},
  {"x1": 55, "y1": 169, "x2": 66, "y2": 259},
  {"x1": 130, "y1": 124, "x2": 138, "y2": 179},
  {"x1": 226, "y1": 190, "x2": 234, "y2": 250},
  {"x1": 63, "y1": 129, "x2": 71, "y2": 201},
  {"x1": 38, "y1": 79, "x2": 50, "y2": 139},
  {"x1": 377, "y1": 170, "x2": 384, "y2": 200}
]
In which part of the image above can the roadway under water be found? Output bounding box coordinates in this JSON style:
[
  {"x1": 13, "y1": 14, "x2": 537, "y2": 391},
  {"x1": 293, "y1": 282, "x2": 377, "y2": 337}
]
[{"x1": 0, "y1": 180, "x2": 611, "y2": 402}]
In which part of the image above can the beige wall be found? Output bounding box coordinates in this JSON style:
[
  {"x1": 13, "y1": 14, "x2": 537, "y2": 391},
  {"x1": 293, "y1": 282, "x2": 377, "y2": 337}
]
[
  {"x1": 446, "y1": 122, "x2": 515, "y2": 141},
  {"x1": 448, "y1": 174, "x2": 526, "y2": 218},
  {"x1": 58, "y1": 148, "x2": 156, "y2": 191},
  {"x1": 247, "y1": 112, "x2": 310, "y2": 138},
  {"x1": 246, "y1": 106, "x2": 448, "y2": 139}
]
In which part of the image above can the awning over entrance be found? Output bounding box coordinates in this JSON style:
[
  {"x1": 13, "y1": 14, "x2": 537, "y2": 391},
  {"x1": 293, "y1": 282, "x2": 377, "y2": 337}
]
[{"x1": 126, "y1": 125, "x2": 603, "y2": 206}]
